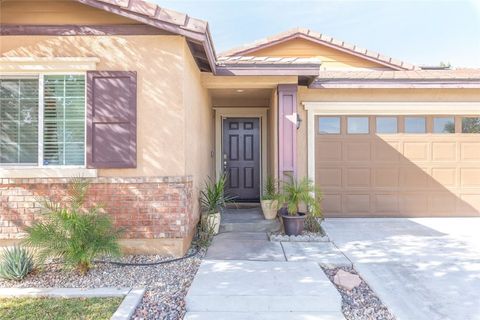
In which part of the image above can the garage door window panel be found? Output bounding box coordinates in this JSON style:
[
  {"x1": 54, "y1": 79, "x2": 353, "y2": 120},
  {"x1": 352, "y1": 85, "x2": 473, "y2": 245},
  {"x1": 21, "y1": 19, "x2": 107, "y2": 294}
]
[
  {"x1": 405, "y1": 117, "x2": 426, "y2": 134},
  {"x1": 376, "y1": 117, "x2": 398, "y2": 134},
  {"x1": 319, "y1": 116, "x2": 340, "y2": 134},
  {"x1": 433, "y1": 117, "x2": 455, "y2": 134},
  {"x1": 462, "y1": 117, "x2": 480, "y2": 133},
  {"x1": 347, "y1": 116, "x2": 369, "y2": 134}
]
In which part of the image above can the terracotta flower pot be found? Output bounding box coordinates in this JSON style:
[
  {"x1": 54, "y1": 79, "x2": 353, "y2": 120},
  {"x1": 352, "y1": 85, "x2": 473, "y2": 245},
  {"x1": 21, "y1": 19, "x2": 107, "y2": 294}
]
[
  {"x1": 205, "y1": 212, "x2": 221, "y2": 235},
  {"x1": 281, "y1": 212, "x2": 305, "y2": 236},
  {"x1": 260, "y1": 200, "x2": 278, "y2": 220}
]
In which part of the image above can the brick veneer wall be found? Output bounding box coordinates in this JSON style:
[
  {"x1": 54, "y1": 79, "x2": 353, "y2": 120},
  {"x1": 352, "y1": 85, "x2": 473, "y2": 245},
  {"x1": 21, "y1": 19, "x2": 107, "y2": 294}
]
[{"x1": 0, "y1": 176, "x2": 195, "y2": 240}]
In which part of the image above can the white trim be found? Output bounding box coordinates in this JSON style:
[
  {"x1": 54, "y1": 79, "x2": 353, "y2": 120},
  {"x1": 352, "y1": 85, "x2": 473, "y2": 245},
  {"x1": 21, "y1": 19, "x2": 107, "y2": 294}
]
[
  {"x1": 0, "y1": 57, "x2": 99, "y2": 73},
  {"x1": 214, "y1": 107, "x2": 268, "y2": 198},
  {"x1": 304, "y1": 101, "x2": 480, "y2": 184},
  {"x1": 0, "y1": 167, "x2": 97, "y2": 178},
  {"x1": 303, "y1": 102, "x2": 480, "y2": 115}
]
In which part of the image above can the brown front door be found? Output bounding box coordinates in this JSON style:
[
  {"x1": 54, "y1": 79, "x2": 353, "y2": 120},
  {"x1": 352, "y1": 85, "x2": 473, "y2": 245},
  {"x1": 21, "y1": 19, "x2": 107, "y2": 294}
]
[{"x1": 222, "y1": 118, "x2": 261, "y2": 201}]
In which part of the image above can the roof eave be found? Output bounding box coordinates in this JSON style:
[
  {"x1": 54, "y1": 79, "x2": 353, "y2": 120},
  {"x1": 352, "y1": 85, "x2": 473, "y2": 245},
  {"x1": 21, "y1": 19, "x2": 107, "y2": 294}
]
[
  {"x1": 215, "y1": 65, "x2": 321, "y2": 76},
  {"x1": 309, "y1": 79, "x2": 480, "y2": 89}
]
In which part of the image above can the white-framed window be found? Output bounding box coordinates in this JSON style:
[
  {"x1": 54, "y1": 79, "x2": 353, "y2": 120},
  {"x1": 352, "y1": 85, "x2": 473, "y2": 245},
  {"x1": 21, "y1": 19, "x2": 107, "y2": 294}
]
[{"x1": 0, "y1": 74, "x2": 86, "y2": 167}]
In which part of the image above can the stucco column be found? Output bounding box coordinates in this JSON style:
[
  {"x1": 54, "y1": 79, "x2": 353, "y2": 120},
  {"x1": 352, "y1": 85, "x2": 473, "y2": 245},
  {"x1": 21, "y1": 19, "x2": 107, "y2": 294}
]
[{"x1": 278, "y1": 84, "x2": 297, "y2": 179}]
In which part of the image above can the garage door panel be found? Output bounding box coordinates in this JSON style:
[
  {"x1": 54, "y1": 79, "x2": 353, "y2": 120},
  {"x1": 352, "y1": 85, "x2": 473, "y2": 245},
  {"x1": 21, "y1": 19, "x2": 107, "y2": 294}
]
[
  {"x1": 430, "y1": 168, "x2": 456, "y2": 188},
  {"x1": 315, "y1": 115, "x2": 480, "y2": 217},
  {"x1": 374, "y1": 167, "x2": 399, "y2": 188},
  {"x1": 458, "y1": 194, "x2": 480, "y2": 214},
  {"x1": 460, "y1": 143, "x2": 480, "y2": 161},
  {"x1": 400, "y1": 166, "x2": 429, "y2": 188},
  {"x1": 322, "y1": 193, "x2": 342, "y2": 213},
  {"x1": 432, "y1": 142, "x2": 457, "y2": 161},
  {"x1": 374, "y1": 194, "x2": 399, "y2": 213},
  {"x1": 316, "y1": 140, "x2": 342, "y2": 161},
  {"x1": 345, "y1": 168, "x2": 371, "y2": 187},
  {"x1": 316, "y1": 168, "x2": 342, "y2": 187},
  {"x1": 460, "y1": 168, "x2": 480, "y2": 187},
  {"x1": 373, "y1": 141, "x2": 401, "y2": 162},
  {"x1": 428, "y1": 193, "x2": 457, "y2": 214},
  {"x1": 400, "y1": 193, "x2": 428, "y2": 214},
  {"x1": 345, "y1": 142, "x2": 371, "y2": 161},
  {"x1": 403, "y1": 142, "x2": 429, "y2": 161},
  {"x1": 344, "y1": 194, "x2": 371, "y2": 214}
]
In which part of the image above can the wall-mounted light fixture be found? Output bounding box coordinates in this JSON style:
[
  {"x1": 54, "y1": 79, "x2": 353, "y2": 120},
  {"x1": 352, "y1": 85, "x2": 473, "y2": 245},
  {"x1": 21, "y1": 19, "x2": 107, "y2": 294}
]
[{"x1": 296, "y1": 113, "x2": 302, "y2": 129}]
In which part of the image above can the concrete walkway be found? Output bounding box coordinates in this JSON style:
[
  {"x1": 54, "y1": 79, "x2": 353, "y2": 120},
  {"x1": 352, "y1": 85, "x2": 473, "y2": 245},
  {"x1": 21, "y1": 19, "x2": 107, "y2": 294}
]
[
  {"x1": 324, "y1": 218, "x2": 480, "y2": 320},
  {"x1": 185, "y1": 231, "x2": 348, "y2": 320}
]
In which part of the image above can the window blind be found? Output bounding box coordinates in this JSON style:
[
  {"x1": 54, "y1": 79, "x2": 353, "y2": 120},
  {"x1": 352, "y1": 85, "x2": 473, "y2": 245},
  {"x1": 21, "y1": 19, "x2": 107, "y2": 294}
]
[
  {"x1": 0, "y1": 78, "x2": 39, "y2": 165},
  {"x1": 43, "y1": 75, "x2": 85, "y2": 166}
]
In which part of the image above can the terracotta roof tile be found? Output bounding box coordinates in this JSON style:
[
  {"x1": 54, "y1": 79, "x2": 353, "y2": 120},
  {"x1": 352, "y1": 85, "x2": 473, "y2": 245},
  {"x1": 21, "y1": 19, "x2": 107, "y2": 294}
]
[{"x1": 220, "y1": 28, "x2": 418, "y2": 71}]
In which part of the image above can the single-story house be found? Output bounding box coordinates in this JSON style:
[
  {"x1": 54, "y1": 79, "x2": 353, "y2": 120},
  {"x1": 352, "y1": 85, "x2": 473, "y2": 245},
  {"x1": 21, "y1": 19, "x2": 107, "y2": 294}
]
[{"x1": 2, "y1": 0, "x2": 480, "y2": 256}]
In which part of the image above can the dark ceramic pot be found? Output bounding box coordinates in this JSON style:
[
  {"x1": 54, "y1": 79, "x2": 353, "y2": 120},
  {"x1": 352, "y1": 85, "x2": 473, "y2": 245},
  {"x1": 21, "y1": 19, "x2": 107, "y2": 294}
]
[{"x1": 281, "y1": 212, "x2": 306, "y2": 236}]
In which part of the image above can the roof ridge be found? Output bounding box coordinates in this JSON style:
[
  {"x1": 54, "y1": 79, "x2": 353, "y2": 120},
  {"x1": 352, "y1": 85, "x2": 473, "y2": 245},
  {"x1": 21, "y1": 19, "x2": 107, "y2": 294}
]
[{"x1": 219, "y1": 27, "x2": 418, "y2": 71}]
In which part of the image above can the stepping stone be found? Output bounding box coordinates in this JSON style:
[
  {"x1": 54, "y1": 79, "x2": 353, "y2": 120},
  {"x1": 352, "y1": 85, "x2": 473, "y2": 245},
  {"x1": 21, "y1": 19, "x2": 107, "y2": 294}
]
[
  {"x1": 184, "y1": 311, "x2": 344, "y2": 320},
  {"x1": 281, "y1": 242, "x2": 352, "y2": 267},
  {"x1": 185, "y1": 260, "x2": 342, "y2": 313},
  {"x1": 206, "y1": 236, "x2": 285, "y2": 261},
  {"x1": 333, "y1": 269, "x2": 362, "y2": 291}
]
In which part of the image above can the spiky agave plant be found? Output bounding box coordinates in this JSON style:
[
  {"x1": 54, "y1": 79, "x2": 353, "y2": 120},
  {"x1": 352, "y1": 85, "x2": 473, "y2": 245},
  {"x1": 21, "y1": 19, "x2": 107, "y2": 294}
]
[
  {"x1": 23, "y1": 178, "x2": 122, "y2": 274},
  {"x1": 0, "y1": 246, "x2": 34, "y2": 281},
  {"x1": 261, "y1": 176, "x2": 278, "y2": 201},
  {"x1": 200, "y1": 174, "x2": 236, "y2": 214}
]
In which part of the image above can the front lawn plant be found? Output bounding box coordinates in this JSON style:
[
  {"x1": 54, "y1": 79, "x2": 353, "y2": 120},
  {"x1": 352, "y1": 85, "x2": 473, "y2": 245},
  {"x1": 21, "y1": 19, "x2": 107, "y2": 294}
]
[
  {"x1": 0, "y1": 246, "x2": 34, "y2": 281},
  {"x1": 23, "y1": 179, "x2": 122, "y2": 274}
]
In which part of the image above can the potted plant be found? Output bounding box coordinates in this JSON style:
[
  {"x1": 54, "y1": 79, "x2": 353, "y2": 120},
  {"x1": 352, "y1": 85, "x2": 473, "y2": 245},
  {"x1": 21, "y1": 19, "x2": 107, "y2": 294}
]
[
  {"x1": 278, "y1": 176, "x2": 321, "y2": 236},
  {"x1": 261, "y1": 176, "x2": 279, "y2": 220},
  {"x1": 200, "y1": 174, "x2": 235, "y2": 235}
]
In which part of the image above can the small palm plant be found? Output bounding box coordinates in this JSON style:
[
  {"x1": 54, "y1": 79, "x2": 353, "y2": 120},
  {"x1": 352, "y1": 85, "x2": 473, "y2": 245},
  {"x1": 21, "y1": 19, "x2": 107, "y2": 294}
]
[
  {"x1": 0, "y1": 246, "x2": 34, "y2": 281},
  {"x1": 23, "y1": 178, "x2": 122, "y2": 274},
  {"x1": 261, "y1": 176, "x2": 277, "y2": 200},
  {"x1": 277, "y1": 175, "x2": 323, "y2": 235},
  {"x1": 279, "y1": 176, "x2": 321, "y2": 216}
]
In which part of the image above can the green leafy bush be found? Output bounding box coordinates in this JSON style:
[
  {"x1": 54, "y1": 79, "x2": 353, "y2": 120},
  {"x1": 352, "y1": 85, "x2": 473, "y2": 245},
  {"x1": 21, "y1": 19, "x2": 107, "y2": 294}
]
[
  {"x1": 23, "y1": 179, "x2": 122, "y2": 274},
  {"x1": 278, "y1": 176, "x2": 322, "y2": 216},
  {"x1": 0, "y1": 246, "x2": 34, "y2": 281}
]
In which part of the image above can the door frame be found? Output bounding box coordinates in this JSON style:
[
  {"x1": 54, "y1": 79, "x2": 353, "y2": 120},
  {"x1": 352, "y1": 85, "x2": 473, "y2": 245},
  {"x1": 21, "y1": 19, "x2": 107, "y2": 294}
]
[{"x1": 214, "y1": 107, "x2": 268, "y2": 198}]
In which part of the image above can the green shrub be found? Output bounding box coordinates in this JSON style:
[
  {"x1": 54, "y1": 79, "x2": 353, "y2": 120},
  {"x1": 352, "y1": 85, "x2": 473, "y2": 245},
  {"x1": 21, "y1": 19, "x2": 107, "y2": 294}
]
[
  {"x1": 23, "y1": 179, "x2": 122, "y2": 274},
  {"x1": 0, "y1": 246, "x2": 34, "y2": 281}
]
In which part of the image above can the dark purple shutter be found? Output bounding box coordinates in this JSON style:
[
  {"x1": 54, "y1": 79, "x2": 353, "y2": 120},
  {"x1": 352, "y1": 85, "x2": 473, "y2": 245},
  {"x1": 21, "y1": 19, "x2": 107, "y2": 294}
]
[{"x1": 86, "y1": 71, "x2": 137, "y2": 168}]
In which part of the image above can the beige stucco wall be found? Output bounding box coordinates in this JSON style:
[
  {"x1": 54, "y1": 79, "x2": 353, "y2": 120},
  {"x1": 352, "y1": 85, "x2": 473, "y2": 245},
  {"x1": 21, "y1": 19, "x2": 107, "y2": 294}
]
[
  {"x1": 1, "y1": 35, "x2": 191, "y2": 177},
  {"x1": 296, "y1": 87, "x2": 480, "y2": 180},
  {"x1": 1, "y1": 0, "x2": 139, "y2": 25},
  {"x1": 183, "y1": 40, "x2": 214, "y2": 219}
]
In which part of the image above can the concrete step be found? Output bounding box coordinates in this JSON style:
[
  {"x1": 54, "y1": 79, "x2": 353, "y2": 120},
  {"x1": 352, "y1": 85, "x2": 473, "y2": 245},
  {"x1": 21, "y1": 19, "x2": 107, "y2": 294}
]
[
  {"x1": 185, "y1": 260, "x2": 342, "y2": 313},
  {"x1": 184, "y1": 311, "x2": 345, "y2": 320},
  {"x1": 220, "y1": 208, "x2": 281, "y2": 233}
]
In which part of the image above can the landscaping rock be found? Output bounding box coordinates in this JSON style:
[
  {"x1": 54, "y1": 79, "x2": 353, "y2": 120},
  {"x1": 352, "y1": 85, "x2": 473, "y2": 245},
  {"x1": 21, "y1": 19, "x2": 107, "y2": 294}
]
[
  {"x1": 323, "y1": 266, "x2": 395, "y2": 320},
  {"x1": 269, "y1": 230, "x2": 329, "y2": 242},
  {"x1": 333, "y1": 269, "x2": 362, "y2": 290},
  {"x1": 0, "y1": 248, "x2": 205, "y2": 320}
]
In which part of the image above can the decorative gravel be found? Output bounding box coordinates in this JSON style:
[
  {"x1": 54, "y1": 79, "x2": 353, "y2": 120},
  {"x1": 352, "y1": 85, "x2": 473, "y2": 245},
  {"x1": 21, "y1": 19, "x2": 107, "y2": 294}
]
[
  {"x1": 269, "y1": 230, "x2": 329, "y2": 242},
  {"x1": 323, "y1": 266, "x2": 396, "y2": 320},
  {"x1": 0, "y1": 248, "x2": 205, "y2": 320}
]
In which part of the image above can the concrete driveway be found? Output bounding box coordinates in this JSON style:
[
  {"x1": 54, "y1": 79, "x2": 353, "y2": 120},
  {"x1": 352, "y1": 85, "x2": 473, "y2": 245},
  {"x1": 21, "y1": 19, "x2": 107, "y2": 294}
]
[{"x1": 323, "y1": 218, "x2": 480, "y2": 320}]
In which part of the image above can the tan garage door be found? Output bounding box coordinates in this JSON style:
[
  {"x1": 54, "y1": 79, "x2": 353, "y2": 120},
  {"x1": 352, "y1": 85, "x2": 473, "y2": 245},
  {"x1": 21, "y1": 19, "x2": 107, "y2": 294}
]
[{"x1": 315, "y1": 115, "x2": 480, "y2": 217}]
